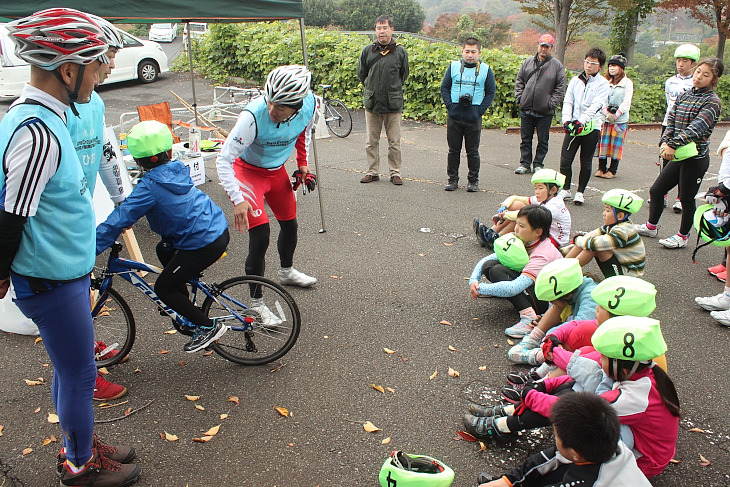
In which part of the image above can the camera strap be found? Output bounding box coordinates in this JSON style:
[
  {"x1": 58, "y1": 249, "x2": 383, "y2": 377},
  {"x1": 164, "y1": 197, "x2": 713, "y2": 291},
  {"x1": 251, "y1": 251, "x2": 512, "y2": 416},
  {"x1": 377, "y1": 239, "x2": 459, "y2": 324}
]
[
  {"x1": 523, "y1": 57, "x2": 548, "y2": 87},
  {"x1": 458, "y1": 59, "x2": 480, "y2": 98}
]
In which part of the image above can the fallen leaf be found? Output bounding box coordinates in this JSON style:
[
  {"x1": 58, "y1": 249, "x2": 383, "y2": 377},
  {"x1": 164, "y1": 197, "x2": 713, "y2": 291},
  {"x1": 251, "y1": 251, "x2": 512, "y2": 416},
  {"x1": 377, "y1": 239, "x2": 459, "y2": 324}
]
[
  {"x1": 381, "y1": 437, "x2": 392, "y2": 445},
  {"x1": 448, "y1": 368, "x2": 460, "y2": 378},
  {"x1": 493, "y1": 344, "x2": 499, "y2": 348},
  {"x1": 440, "y1": 320, "x2": 452, "y2": 326},
  {"x1": 47, "y1": 413, "x2": 59, "y2": 424},
  {"x1": 98, "y1": 367, "x2": 109, "y2": 375},
  {"x1": 202, "y1": 351, "x2": 214, "y2": 356},
  {"x1": 219, "y1": 414, "x2": 228, "y2": 420},
  {"x1": 507, "y1": 339, "x2": 515, "y2": 346},
  {"x1": 429, "y1": 370, "x2": 438, "y2": 380},
  {"x1": 158, "y1": 350, "x2": 169, "y2": 354},
  {"x1": 227, "y1": 396, "x2": 240, "y2": 405},
  {"x1": 192, "y1": 436, "x2": 213, "y2": 443},
  {"x1": 274, "y1": 407, "x2": 289, "y2": 417},
  {"x1": 0, "y1": 425, "x2": 3, "y2": 436},
  {"x1": 124, "y1": 408, "x2": 132, "y2": 416},
  {"x1": 448, "y1": 345, "x2": 458, "y2": 352},
  {"x1": 418, "y1": 253, "x2": 426, "y2": 257},
  {"x1": 478, "y1": 365, "x2": 487, "y2": 371},
  {"x1": 195, "y1": 405, "x2": 205, "y2": 411},
  {"x1": 33, "y1": 407, "x2": 41, "y2": 413},
  {"x1": 383, "y1": 348, "x2": 396, "y2": 354},
  {"x1": 329, "y1": 275, "x2": 343, "y2": 279},
  {"x1": 49, "y1": 434, "x2": 56, "y2": 442},
  {"x1": 204, "y1": 425, "x2": 221, "y2": 436},
  {"x1": 443, "y1": 242, "x2": 454, "y2": 246},
  {"x1": 42, "y1": 437, "x2": 57, "y2": 446},
  {"x1": 455, "y1": 430, "x2": 477, "y2": 441},
  {"x1": 669, "y1": 458, "x2": 681, "y2": 464},
  {"x1": 134, "y1": 368, "x2": 141, "y2": 374},
  {"x1": 369, "y1": 384, "x2": 385, "y2": 394},
  {"x1": 323, "y1": 336, "x2": 329, "y2": 339},
  {"x1": 699, "y1": 454, "x2": 711, "y2": 467},
  {"x1": 164, "y1": 432, "x2": 178, "y2": 442},
  {"x1": 42, "y1": 363, "x2": 49, "y2": 367},
  {"x1": 34, "y1": 337, "x2": 42, "y2": 344},
  {"x1": 163, "y1": 330, "x2": 177, "y2": 334},
  {"x1": 472, "y1": 318, "x2": 480, "y2": 321},
  {"x1": 363, "y1": 421, "x2": 381, "y2": 433},
  {"x1": 185, "y1": 395, "x2": 201, "y2": 401},
  {"x1": 24, "y1": 379, "x2": 43, "y2": 386},
  {"x1": 22, "y1": 448, "x2": 32, "y2": 456},
  {"x1": 179, "y1": 361, "x2": 187, "y2": 366},
  {"x1": 688, "y1": 427, "x2": 707, "y2": 434},
  {"x1": 385, "y1": 387, "x2": 395, "y2": 394},
  {"x1": 288, "y1": 443, "x2": 294, "y2": 447},
  {"x1": 479, "y1": 441, "x2": 487, "y2": 451}
]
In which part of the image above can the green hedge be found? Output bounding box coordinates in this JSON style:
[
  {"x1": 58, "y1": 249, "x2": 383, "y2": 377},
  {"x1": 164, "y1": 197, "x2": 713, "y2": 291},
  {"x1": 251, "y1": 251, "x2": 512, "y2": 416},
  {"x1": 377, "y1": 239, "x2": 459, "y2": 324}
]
[{"x1": 178, "y1": 21, "x2": 728, "y2": 128}]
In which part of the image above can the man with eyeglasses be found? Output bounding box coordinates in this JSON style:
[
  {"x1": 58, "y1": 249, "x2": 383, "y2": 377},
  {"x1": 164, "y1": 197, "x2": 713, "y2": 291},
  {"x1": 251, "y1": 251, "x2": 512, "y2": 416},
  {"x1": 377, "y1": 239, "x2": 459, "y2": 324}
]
[
  {"x1": 558, "y1": 48, "x2": 610, "y2": 206},
  {"x1": 514, "y1": 34, "x2": 567, "y2": 175}
]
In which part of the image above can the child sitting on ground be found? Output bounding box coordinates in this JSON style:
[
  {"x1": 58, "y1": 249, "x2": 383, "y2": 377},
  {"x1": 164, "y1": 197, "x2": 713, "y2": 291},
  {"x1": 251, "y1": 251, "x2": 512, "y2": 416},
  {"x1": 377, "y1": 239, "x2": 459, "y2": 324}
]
[
  {"x1": 469, "y1": 205, "x2": 563, "y2": 338},
  {"x1": 563, "y1": 188, "x2": 645, "y2": 277},
  {"x1": 474, "y1": 169, "x2": 571, "y2": 249},
  {"x1": 96, "y1": 121, "x2": 230, "y2": 353},
  {"x1": 475, "y1": 392, "x2": 651, "y2": 487}
]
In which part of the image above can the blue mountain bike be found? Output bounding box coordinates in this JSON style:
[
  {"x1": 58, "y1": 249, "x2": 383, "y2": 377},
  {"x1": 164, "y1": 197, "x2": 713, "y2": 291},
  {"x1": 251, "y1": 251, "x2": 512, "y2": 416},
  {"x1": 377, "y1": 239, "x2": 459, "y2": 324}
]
[{"x1": 91, "y1": 242, "x2": 300, "y2": 367}]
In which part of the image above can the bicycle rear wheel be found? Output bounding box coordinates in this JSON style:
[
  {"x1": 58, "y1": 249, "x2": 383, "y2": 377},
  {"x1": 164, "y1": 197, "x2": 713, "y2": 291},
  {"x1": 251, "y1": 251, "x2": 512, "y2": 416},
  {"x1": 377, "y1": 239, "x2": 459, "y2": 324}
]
[
  {"x1": 325, "y1": 99, "x2": 353, "y2": 138},
  {"x1": 202, "y1": 276, "x2": 301, "y2": 365},
  {"x1": 91, "y1": 287, "x2": 135, "y2": 368}
]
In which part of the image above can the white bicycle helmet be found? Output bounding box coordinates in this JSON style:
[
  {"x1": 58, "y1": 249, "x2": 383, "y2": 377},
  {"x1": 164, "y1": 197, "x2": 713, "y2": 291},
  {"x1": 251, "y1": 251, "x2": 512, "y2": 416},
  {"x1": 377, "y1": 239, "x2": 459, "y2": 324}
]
[
  {"x1": 7, "y1": 8, "x2": 108, "y2": 71},
  {"x1": 88, "y1": 14, "x2": 124, "y2": 63},
  {"x1": 264, "y1": 65, "x2": 311, "y2": 105}
]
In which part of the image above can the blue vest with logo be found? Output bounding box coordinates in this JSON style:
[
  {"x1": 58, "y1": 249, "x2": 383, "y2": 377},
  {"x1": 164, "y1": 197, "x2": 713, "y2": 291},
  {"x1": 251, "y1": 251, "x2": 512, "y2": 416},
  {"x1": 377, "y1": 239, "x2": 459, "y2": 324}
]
[
  {"x1": 241, "y1": 93, "x2": 316, "y2": 169},
  {"x1": 66, "y1": 91, "x2": 105, "y2": 195},
  {"x1": 0, "y1": 103, "x2": 95, "y2": 280},
  {"x1": 450, "y1": 61, "x2": 489, "y2": 106}
]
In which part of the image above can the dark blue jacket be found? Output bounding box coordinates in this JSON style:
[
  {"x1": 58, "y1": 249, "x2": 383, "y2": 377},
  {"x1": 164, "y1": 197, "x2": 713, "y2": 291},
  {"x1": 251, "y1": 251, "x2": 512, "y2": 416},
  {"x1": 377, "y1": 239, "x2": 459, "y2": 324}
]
[{"x1": 440, "y1": 60, "x2": 496, "y2": 124}]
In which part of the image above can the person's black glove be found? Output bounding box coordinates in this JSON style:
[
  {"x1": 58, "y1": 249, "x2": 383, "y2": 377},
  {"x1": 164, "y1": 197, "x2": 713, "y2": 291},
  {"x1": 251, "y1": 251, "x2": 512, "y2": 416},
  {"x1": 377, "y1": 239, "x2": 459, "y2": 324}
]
[
  {"x1": 563, "y1": 121, "x2": 572, "y2": 134},
  {"x1": 572, "y1": 120, "x2": 584, "y2": 135},
  {"x1": 541, "y1": 335, "x2": 562, "y2": 364},
  {"x1": 291, "y1": 170, "x2": 317, "y2": 194}
]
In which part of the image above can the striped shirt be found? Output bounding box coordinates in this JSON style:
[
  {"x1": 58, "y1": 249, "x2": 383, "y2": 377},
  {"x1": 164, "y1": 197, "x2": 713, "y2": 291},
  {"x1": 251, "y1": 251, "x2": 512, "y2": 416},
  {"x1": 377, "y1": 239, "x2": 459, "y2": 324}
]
[
  {"x1": 662, "y1": 86, "x2": 721, "y2": 157},
  {"x1": 574, "y1": 220, "x2": 645, "y2": 276}
]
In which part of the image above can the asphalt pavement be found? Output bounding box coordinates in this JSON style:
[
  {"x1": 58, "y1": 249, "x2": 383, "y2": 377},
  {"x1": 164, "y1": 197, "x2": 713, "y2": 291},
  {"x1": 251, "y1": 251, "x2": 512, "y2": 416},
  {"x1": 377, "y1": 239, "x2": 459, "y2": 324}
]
[{"x1": 1, "y1": 70, "x2": 730, "y2": 486}]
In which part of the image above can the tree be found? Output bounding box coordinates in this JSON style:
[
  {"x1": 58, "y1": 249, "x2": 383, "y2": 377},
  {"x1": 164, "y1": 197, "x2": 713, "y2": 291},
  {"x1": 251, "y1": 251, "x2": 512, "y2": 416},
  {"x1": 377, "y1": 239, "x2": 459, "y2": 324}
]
[
  {"x1": 428, "y1": 12, "x2": 512, "y2": 47},
  {"x1": 608, "y1": 0, "x2": 656, "y2": 65},
  {"x1": 516, "y1": 0, "x2": 612, "y2": 62},
  {"x1": 339, "y1": 0, "x2": 426, "y2": 33},
  {"x1": 303, "y1": 0, "x2": 343, "y2": 27},
  {"x1": 660, "y1": 0, "x2": 730, "y2": 59}
]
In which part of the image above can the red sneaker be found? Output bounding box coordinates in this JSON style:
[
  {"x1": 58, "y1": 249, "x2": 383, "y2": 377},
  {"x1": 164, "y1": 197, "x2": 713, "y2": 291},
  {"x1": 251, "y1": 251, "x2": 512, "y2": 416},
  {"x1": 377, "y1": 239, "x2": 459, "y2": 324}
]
[
  {"x1": 708, "y1": 264, "x2": 726, "y2": 277},
  {"x1": 94, "y1": 341, "x2": 129, "y2": 364},
  {"x1": 93, "y1": 374, "x2": 127, "y2": 401},
  {"x1": 717, "y1": 270, "x2": 727, "y2": 283}
]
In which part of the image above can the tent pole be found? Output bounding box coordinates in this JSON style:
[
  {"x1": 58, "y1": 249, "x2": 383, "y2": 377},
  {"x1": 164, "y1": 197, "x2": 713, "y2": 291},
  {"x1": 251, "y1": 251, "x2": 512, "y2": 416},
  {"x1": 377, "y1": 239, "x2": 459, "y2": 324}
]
[
  {"x1": 299, "y1": 18, "x2": 308, "y2": 67},
  {"x1": 186, "y1": 21, "x2": 199, "y2": 125}
]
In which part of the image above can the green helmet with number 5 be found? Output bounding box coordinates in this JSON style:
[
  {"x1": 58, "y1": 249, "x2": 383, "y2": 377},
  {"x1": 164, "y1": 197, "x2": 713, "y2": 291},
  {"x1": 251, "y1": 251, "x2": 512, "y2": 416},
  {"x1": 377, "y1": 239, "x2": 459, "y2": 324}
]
[
  {"x1": 494, "y1": 233, "x2": 529, "y2": 272},
  {"x1": 601, "y1": 189, "x2": 643, "y2": 214},
  {"x1": 591, "y1": 316, "x2": 667, "y2": 361},
  {"x1": 534, "y1": 258, "x2": 583, "y2": 302},
  {"x1": 590, "y1": 276, "x2": 657, "y2": 317}
]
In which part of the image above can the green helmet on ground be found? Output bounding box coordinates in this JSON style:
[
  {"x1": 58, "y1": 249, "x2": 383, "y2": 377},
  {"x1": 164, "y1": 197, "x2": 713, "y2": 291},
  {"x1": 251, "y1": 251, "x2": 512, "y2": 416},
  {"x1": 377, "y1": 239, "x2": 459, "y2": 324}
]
[
  {"x1": 534, "y1": 258, "x2": 583, "y2": 302},
  {"x1": 590, "y1": 276, "x2": 657, "y2": 316},
  {"x1": 591, "y1": 316, "x2": 667, "y2": 361},
  {"x1": 601, "y1": 189, "x2": 643, "y2": 214},
  {"x1": 127, "y1": 120, "x2": 173, "y2": 159},
  {"x1": 379, "y1": 451, "x2": 454, "y2": 487},
  {"x1": 674, "y1": 44, "x2": 700, "y2": 61},
  {"x1": 693, "y1": 203, "x2": 730, "y2": 247},
  {"x1": 531, "y1": 169, "x2": 566, "y2": 189},
  {"x1": 494, "y1": 233, "x2": 529, "y2": 272}
]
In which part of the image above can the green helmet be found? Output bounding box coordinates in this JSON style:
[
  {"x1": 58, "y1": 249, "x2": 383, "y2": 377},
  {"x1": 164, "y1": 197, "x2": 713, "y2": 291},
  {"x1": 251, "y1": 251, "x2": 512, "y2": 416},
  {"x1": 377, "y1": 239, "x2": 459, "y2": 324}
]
[
  {"x1": 693, "y1": 203, "x2": 730, "y2": 247},
  {"x1": 590, "y1": 276, "x2": 657, "y2": 317},
  {"x1": 379, "y1": 451, "x2": 454, "y2": 487},
  {"x1": 494, "y1": 233, "x2": 529, "y2": 272},
  {"x1": 674, "y1": 44, "x2": 700, "y2": 61},
  {"x1": 534, "y1": 258, "x2": 583, "y2": 302},
  {"x1": 127, "y1": 120, "x2": 174, "y2": 159},
  {"x1": 591, "y1": 316, "x2": 667, "y2": 361},
  {"x1": 531, "y1": 169, "x2": 566, "y2": 189},
  {"x1": 601, "y1": 189, "x2": 644, "y2": 214}
]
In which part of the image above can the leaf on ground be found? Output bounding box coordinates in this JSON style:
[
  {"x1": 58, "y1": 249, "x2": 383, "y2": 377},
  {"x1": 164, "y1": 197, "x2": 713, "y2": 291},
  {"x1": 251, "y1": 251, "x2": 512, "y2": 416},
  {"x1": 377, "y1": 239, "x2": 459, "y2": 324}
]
[
  {"x1": 478, "y1": 365, "x2": 487, "y2": 371},
  {"x1": 274, "y1": 407, "x2": 290, "y2": 417},
  {"x1": 363, "y1": 421, "x2": 381, "y2": 433},
  {"x1": 24, "y1": 379, "x2": 44, "y2": 386},
  {"x1": 288, "y1": 443, "x2": 295, "y2": 447},
  {"x1": 195, "y1": 405, "x2": 205, "y2": 411},
  {"x1": 33, "y1": 407, "x2": 41, "y2": 413},
  {"x1": 440, "y1": 320, "x2": 452, "y2": 326},
  {"x1": 22, "y1": 448, "x2": 32, "y2": 456},
  {"x1": 134, "y1": 368, "x2": 141, "y2": 374},
  {"x1": 97, "y1": 367, "x2": 109, "y2": 375},
  {"x1": 472, "y1": 318, "x2": 480, "y2": 321},
  {"x1": 383, "y1": 348, "x2": 396, "y2": 354},
  {"x1": 227, "y1": 396, "x2": 240, "y2": 405},
  {"x1": 699, "y1": 454, "x2": 711, "y2": 467},
  {"x1": 443, "y1": 242, "x2": 454, "y2": 246},
  {"x1": 34, "y1": 337, "x2": 42, "y2": 344},
  {"x1": 179, "y1": 361, "x2": 187, "y2": 366},
  {"x1": 669, "y1": 458, "x2": 681, "y2": 464},
  {"x1": 455, "y1": 431, "x2": 477, "y2": 441},
  {"x1": 163, "y1": 330, "x2": 177, "y2": 334},
  {"x1": 164, "y1": 432, "x2": 179, "y2": 442},
  {"x1": 204, "y1": 425, "x2": 221, "y2": 436},
  {"x1": 47, "y1": 413, "x2": 59, "y2": 424},
  {"x1": 185, "y1": 395, "x2": 200, "y2": 401},
  {"x1": 0, "y1": 425, "x2": 3, "y2": 436},
  {"x1": 381, "y1": 437, "x2": 392, "y2": 445},
  {"x1": 688, "y1": 427, "x2": 707, "y2": 434},
  {"x1": 448, "y1": 368, "x2": 460, "y2": 378},
  {"x1": 429, "y1": 370, "x2": 438, "y2": 380},
  {"x1": 329, "y1": 275, "x2": 342, "y2": 279},
  {"x1": 479, "y1": 441, "x2": 487, "y2": 451},
  {"x1": 507, "y1": 339, "x2": 515, "y2": 346},
  {"x1": 385, "y1": 387, "x2": 395, "y2": 394},
  {"x1": 448, "y1": 345, "x2": 458, "y2": 351},
  {"x1": 192, "y1": 436, "x2": 213, "y2": 443},
  {"x1": 202, "y1": 350, "x2": 214, "y2": 356},
  {"x1": 158, "y1": 350, "x2": 169, "y2": 354},
  {"x1": 42, "y1": 435, "x2": 58, "y2": 446},
  {"x1": 219, "y1": 414, "x2": 228, "y2": 420},
  {"x1": 369, "y1": 384, "x2": 385, "y2": 394},
  {"x1": 418, "y1": 253, "x2": 426, "y2": 257},
  {"x1": 494, "y1": 344, "x2": 500, "y2": 348}
]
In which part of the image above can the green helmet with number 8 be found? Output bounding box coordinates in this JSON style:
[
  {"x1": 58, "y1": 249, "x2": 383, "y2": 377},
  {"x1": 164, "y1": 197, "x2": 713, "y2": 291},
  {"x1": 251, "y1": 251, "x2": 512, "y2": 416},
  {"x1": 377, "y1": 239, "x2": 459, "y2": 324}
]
[
  {"x1": 379, "y1": 451, "x2": 454, "y2": 487},
  {"x1": 590, "y1": 276, "x2": 657, "y2": 317},
  {"x1": 494, "y1": 233, "x2": 529, "y2": 272},
  {"x1": 591, "y1": 316, "x2": 667, "y2": 361},
  {"x1": 601, "y1": 189, "x2": 643, "y2": 214},
  {"x1": 534, "y1": 258, "x2": 583, "y2": 302},
  {"x1": 531, "y1": 169, "x2": 566, "y2": 189}
]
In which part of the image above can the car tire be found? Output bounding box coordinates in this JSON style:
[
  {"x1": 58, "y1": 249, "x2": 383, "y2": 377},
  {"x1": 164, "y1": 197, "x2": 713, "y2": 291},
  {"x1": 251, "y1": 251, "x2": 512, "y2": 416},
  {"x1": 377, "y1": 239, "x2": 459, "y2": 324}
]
[{"x1": 138, "y1": 60, "x2": 159, "y2": 83}]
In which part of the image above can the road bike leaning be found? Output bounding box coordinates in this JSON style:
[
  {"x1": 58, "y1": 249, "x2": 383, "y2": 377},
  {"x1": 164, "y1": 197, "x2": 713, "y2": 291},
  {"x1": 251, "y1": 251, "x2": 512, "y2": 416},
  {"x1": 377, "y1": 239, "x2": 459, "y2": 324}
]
[{"x1": 318, "y1": 84, "x2": 352, "y2": 138}]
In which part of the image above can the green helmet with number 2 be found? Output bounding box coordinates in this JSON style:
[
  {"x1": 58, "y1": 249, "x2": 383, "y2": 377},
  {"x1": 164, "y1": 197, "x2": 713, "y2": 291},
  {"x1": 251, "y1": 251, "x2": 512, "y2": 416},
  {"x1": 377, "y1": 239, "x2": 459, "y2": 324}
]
[
  {"x1": 534, "y1": 258, "x2": 583, "y2": 302},
  {"x1": 601, "y1": 189, "x2": 643, "y2": 214},
  {"x1": 494, "y1": 233, "x2": 529, "y2": 272},
  {"x1": 590, "y1": 276, "x2": 657, "y2": 317},
  {"x1": 591, "y1": 316, "x2": 667, "y2": 361},
  {"x1": 379, "y1": 451, "x2": 454, "y2": 487}
]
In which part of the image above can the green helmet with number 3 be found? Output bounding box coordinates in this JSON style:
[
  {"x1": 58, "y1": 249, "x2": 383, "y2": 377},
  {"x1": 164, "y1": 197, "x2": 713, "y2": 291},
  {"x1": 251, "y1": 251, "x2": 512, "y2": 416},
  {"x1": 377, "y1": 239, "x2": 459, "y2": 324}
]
[
  {"x1": 494, "y1": 233, "x2": 529, "y2": 272},
  {"x1": 601, "y1": 189, "x2": 643, "y2": 214},
  {"x1": 591, "y1": 316, "x2": 667, "y2": 361},
  {"x1": 534, "y1": 258, "x2": 583, "y2": 302},
  {"x1": 531, "y1": 169, "x2": 566, "y2": 189},
  {"x1": 590, "y1": 276, "x2": 657, "y2": 317},
  {"x1": 379, "y1": 451, "x2": 454, "y2": 487}
]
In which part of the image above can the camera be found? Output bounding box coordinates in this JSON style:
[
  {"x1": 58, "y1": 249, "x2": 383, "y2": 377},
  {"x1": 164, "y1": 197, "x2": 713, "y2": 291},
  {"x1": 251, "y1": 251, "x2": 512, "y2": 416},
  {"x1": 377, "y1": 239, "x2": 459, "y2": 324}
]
[
  {"x1": 607, "y1": 104, "x2": 619, "y2": 114},
  {"x1": 459, "y1": 93, "x2": 473, "y2": 107}
]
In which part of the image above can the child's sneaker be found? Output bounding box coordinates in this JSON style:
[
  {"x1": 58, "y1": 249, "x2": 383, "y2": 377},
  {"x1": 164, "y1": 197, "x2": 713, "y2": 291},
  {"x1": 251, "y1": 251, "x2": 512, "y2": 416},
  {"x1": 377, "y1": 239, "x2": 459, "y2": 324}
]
[
  {"x1": 504, "y1": 317, "x2": 534, "y2": 338},
  {"x1": 59, "y1": 449, "x2": 140, "y2": 487},
  {"x1": 710, "y1": 309, "x2": 730, "y2": 326},
  {"x1": 573, "y1": 192, "x2": 584, "y2": 205},
  {"x1": 93, "y1": 374, "x2": 127, "y2": 401},
  {"x1": 468, "y1": 403, "x2": 508, "y2": 418},
  {"x1": 673, "y1": 199, "x2": 682, "y2": 213},
  {"x1": 278, "y1": 268, "x2": 317, "y2": 287},
  {"x1": 94, "y1": 341, "x2": 129, "y2": 364},
  {"x1": 635, "y1": 223, "x2": 658, "y2": 237},
  {"x1": 506, "y1": 367, "x2": 541, "y2": 385},
  {"x1": 718, "y1": 270, "x2": 727, "y2": 283},
  {"x1": 507, "y1": 346, "x2": 543, "y2": 366},
  {"x1": 695, "y1": 292, "x2": 730, "y2": 311},
  {"x1": 658, "y1": 234, "x2": 687, "y2": 248},
  {"x1": 557, "y1": 189, "x2": 571, "y2": 200},
  {"x1": 462, "y1": 414, "x2": 505, "y2": 439},
  {"x1": 501, "y1": 384, "x2": 527, "y2": 404},
  {"x1": 183, "y1": 320, "x2": 226, "y2": 353},
  {"x1": 708, "y1": 263, "x2": 726, "y2": 276}
]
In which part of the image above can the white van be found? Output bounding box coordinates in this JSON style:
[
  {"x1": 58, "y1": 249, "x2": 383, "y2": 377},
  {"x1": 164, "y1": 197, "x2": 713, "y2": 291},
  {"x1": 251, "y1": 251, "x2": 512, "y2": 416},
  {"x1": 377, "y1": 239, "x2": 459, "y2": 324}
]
[
  {"x1": 0, "y1": 24, "x2": 170, "y2": 99},
  {"x1": 182, "y1": 23, "x2": 210, "y2": 44}
]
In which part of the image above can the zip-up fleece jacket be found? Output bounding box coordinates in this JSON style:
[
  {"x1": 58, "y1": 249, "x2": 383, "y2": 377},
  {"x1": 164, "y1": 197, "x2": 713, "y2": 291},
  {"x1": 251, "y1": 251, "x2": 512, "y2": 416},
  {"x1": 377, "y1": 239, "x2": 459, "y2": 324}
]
[
  {"x1": 515, "y1": 54, "x2": 567, "y2": 116},
  {"x1": 561, "y1": 72, "x2": 610, "y2": 131},
  {"x1": 662, "y1": 86, "x2": 722, "y2": 157},
  {"x1": 357, "y1": 39, "x2": 409, "y2": 114}
]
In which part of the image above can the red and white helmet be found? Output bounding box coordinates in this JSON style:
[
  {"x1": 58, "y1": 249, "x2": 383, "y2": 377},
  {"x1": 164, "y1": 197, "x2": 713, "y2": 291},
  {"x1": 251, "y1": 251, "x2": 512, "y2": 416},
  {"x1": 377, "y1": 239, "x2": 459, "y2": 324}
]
[
  {"x1": 88, "y1": 14, "x2": 124, "y2": 63},
  {"x1": 264, "y1": 65, "x2": 311, "y2": 105},
  {"x1": 7, "y1": 8, "x2": 109, "y2": 71}
]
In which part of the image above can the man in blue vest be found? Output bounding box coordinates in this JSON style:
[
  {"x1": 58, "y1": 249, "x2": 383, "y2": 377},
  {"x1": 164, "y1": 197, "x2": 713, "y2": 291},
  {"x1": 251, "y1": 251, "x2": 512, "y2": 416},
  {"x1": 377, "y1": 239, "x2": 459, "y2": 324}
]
[{"x1": 440, "y1": 37, "x2": 496, "y2": 192}]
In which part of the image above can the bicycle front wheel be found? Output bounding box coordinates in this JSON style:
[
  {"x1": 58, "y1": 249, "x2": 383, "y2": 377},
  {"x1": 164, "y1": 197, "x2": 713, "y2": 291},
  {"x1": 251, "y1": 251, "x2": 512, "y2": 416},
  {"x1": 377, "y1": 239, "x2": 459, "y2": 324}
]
[
  {"x1": 325, "y1": 99, "x2": 353, "y2": 138},
  {"x1": 91, "y1": 287, "x2": 135, "y2": 368},
  {"x1": 202, "y1": 276, "x2": 301, "y2": 365}
]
